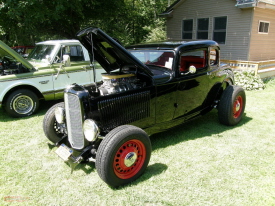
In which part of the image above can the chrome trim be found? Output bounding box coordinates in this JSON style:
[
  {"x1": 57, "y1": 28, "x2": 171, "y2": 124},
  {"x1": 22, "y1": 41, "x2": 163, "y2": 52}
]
[{"x1": 65, "y1": 93, "x2": 85, "y2": 150}]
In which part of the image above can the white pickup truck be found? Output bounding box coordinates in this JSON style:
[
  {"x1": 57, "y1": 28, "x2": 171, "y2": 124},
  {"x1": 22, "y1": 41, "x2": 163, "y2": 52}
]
[{"x1": 0, "y1": 39, "x2": 102, "y2": 117}]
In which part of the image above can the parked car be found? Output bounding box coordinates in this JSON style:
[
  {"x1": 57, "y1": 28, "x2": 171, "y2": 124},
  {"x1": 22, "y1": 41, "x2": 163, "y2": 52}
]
[
  {"x1": 43, "y1": 27, "x2": 246, "y2": 187},
  {"x1": 11, "y1": 45, "x2": 35, "y2": 58},
  {"x1": 0, "y1": 39, "x2": 103, "y2": 117}
]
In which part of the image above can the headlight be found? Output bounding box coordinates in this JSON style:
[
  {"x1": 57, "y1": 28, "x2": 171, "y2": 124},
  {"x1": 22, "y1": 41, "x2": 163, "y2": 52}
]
[
  {"x1": 83, "y1": 119, "x2": 100, "y2": 142},
  {"x1": 55, "y1": 107, "x2": 65, "y2": 124}
]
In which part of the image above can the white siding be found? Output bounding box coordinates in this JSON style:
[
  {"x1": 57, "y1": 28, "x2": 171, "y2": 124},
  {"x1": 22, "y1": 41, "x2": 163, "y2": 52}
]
[{"x1": 166, "y1": 0, "x2": 253, "y2": 60}]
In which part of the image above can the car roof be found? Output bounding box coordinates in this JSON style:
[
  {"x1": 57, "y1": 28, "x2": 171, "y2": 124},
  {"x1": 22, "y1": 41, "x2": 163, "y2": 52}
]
[
  {"x1": 35, "y1": 39, "x2": 80, "y2": 45},
  {"x1": 127, "y1": 40, "x2": 219, "y2": 51}
]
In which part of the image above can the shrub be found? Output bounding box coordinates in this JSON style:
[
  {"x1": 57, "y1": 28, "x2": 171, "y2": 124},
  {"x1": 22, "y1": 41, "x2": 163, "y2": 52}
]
[{"x1": 233, "y1": 70, "x2": 265, "y2": 90}]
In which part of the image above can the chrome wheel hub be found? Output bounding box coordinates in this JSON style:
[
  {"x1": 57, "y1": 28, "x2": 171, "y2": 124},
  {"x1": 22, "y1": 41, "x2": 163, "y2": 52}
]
[
  {"x1": 124, "y1": 152, "x2": 138, "y2": 167},
  {"x1": 13, "y1": 95, "x2": 33, "y2": 114},
  {"x1": 235, "y1": 101, "x2": 240, "y2": 112}
]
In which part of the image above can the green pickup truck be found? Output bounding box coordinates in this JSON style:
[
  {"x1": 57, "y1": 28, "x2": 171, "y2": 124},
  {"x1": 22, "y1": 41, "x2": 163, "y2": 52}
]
[{"x1": 0, "y1": 39, "x2": 103, "y2": 117}]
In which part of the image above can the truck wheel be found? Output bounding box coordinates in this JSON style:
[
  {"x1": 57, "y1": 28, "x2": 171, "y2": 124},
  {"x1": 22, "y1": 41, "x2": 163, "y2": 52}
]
[
  {"x1": 43, "y1": 102, "x2": 65, "y2": 144},
  {"x1": 96, "y1": 125, "x2": 151, "y2": 187},
  {"x1": 5, "y1": 89, "x2": 39, "y2": 117},
  {"x1": 218, "y1": 85, "x2": 246, "y2": 126}
]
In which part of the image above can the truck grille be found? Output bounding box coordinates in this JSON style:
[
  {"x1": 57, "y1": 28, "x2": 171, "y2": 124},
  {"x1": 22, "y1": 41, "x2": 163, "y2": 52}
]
[
  {"x1": 64, "y1": 93, "x2": 84, "y2": 150},
  {"x1": 98, "y1": 91, "x2": 150, "y2": 131}
]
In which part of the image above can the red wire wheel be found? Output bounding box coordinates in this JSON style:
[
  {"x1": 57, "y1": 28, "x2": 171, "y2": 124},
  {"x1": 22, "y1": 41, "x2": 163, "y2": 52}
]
[
  {"x1": 233, "y1": 95, "x2": 243, "y2": 119},
  {"x1": 113, "y1": 139, "x2": 146, "y2": 179}
]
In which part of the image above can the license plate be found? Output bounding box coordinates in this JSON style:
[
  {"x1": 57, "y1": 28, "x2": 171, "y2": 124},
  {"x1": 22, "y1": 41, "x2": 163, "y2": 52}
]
[{"x1": 55, "y1": 144, "x2": 73, "y2": 161}]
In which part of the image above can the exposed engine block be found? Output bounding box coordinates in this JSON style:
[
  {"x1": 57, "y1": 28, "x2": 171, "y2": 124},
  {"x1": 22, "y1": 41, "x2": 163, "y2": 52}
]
[{"x1": 98, "y1": 73, "x2": 145, "y2": 96}]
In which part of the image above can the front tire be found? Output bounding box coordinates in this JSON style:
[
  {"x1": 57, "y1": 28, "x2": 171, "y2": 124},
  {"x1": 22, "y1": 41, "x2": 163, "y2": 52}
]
[
  {"x1": 218, "y1": 85, "x2": 246, "y2": 126},
  {"x1": 5, "y1": 89, "x2": 39, "y2": 117},
  {"x1": 96, "y1": 125, "x2": 151, "y2": 187},
  {"x1": 43, "y1": 102, "x2": 65, "y2": 144}
]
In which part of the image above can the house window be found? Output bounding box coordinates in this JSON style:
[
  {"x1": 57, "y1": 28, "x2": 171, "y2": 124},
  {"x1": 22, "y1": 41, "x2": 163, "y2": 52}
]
[
  {"x1": 213, "y1": 16, "x2": 227, "y2": 44},
  {"x1": 258, "y1": 21, "x2": 269, "y2": 33},
  {"x1": 197, "y1": 18, "x2": 209, "y2": 39},
  {"x1": 182, "y1": 19, "x2": 193, "y2": 39}
]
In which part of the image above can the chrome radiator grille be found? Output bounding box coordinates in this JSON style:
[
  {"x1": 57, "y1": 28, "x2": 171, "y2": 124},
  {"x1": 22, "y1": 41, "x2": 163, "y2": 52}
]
[
  {"x1": 64, "y1": 93, "x2": 84, "y2": 150},
  {"x1": 98, "y1": 91, "x2": 150, "y2": 131}
]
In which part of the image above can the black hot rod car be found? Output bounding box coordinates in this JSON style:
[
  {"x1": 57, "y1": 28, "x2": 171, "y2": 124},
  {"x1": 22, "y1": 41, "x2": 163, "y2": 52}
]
[{"x1": 43, "y1": 27, "x2": 246, "y2": 187}]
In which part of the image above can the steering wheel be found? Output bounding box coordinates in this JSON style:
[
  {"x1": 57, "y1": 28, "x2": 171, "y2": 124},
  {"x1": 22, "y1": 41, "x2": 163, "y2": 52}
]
[{"x1": 53, "y1": 56, "x2": 60, "y2": 63}]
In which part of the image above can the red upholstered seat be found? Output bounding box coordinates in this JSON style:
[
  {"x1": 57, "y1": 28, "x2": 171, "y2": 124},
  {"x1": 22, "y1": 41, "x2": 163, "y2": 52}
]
[{"x1": 180, "y1": 56, "x2": 205, "y2": 72}]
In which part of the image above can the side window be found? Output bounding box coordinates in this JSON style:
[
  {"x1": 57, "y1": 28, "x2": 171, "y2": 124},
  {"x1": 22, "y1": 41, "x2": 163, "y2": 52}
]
[
  {"x1": 210, "y1": 48, "x2": 218, "y2": 66},
  {"x1": 57, "y1": 45, "x2": 85, "y2": 62},
  {"x1": 66, "y1": 45, "x2": 85, "y2": 61},
  {"x1": 179, "y1": 49, "x2": 206, "y2": 73}
]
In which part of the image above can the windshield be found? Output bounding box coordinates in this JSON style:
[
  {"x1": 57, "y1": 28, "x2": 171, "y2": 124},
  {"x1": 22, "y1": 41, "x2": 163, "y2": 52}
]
[
  {"x1": 129, "y1": 50, "x2": 174, "y2": 70},
  {"x1": 27, "y1": 45, "x2": 55, "y2": 61}
]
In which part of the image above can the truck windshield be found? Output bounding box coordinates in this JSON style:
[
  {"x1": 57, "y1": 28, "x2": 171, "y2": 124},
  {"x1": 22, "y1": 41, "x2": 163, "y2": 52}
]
[
  {"x1": 27, "y1": 45, "x2": 55, "y2": 61},
  {"x1": 130, "y1": 50, "x2": 174, "y2": 70}
]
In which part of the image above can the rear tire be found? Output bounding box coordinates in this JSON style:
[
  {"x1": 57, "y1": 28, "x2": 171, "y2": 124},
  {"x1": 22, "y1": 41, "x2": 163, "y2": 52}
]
[
  {"x1": 218, "y1": 85, "x2": 246, "y2": 126},
  {"x1": 96, "y1": 125, "x2": 151, "y2": 187},
  {"x1": 43, "y1": 102, "x2": 65, "y2": 143}
]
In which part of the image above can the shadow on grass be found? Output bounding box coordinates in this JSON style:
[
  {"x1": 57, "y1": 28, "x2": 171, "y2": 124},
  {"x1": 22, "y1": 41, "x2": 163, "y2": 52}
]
[
  {"x1": 44, "y1": 109, "x2": 252, "y2": 189},
  {"x1": 76, "y1": 162, "x2": 96, "y2": 174},
  {"x1": 114, "y1": 163, "x2": 168, "y2": 190},
  {"x1": 149, "y1": 110, "x2": 252, "y2": 151},
  {"x1": 80, "y1": 161, "x2": 165, "y2": 179},
  {"x1": 47, "y1": 142, "x2": 96, "y2": 174}
]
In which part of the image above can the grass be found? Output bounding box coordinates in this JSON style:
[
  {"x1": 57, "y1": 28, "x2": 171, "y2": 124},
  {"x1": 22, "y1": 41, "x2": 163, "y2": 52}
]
[{"x1": 1, "y1": 80, "x2": 275, "y2": 206}]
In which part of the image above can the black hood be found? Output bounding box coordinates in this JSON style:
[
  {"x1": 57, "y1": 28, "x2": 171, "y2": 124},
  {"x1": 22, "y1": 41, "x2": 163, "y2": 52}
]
[{"x1": 76, "y1": 27, "x2": 153, "y2": 76}]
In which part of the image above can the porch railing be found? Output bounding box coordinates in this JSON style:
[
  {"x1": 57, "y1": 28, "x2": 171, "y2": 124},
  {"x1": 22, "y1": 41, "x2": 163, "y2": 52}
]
[{"x1": 221, "y1": 59, "x2": 275, "y2": 78}]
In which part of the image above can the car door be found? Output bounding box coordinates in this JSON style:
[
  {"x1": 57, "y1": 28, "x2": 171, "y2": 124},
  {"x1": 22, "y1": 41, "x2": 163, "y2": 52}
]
[
  {"x1": 53, "y1": 44, "x2": 92, "y2": 99},
  {"x1": 173, "y1": 48, "x2": 212, "y2": 120}
]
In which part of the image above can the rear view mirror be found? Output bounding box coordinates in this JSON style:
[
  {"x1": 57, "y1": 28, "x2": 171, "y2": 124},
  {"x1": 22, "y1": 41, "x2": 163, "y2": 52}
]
[{"x1": 63, "y1": 54, "x2": 71, "y2": 67}]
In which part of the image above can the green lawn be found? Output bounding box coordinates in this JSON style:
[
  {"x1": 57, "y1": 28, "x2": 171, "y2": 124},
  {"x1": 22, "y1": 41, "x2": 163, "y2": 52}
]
[{"x1": 1, "y1": 80, "x2": 275, "y2": 206}]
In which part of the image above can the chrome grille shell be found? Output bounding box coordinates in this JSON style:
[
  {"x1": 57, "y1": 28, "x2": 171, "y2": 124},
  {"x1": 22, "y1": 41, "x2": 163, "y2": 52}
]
[{"x1": 64, "y1": 93, "x2": 85, "y2": 150}]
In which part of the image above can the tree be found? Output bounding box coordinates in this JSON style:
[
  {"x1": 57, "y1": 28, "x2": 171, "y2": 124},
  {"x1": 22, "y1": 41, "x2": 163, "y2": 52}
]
[
  {"x1": 0, "y1": 0, "x2": 176, "y2": 46},
  {"x1": 0, "y1": 0, "x2": 125, "y2": 45},
  {"x1": 117, "y1": 0, "x2": 174, "y2": 44}
]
